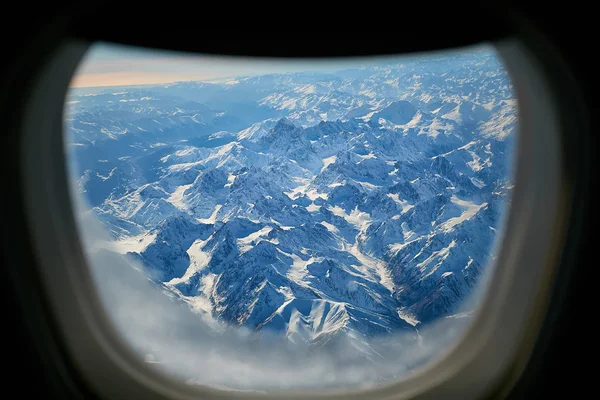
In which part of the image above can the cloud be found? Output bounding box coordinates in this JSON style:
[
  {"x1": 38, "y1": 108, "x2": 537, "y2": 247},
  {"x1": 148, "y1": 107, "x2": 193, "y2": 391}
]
[{"x1": 73, "y1": 199, "x2": 479, "y2": 392}]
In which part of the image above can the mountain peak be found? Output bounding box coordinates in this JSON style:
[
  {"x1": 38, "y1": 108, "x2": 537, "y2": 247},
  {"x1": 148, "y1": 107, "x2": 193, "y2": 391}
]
[
  {"x1": 273, "y1": 117, "x2": 298, "y2": 132},
  {"x1": 371, "y1": 100, "x2": 418, "y2": 125}
]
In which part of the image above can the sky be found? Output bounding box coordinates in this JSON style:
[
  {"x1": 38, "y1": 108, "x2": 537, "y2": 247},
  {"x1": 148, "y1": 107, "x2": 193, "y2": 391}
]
[
  {"x1": 71, "y1": 42, "x2": 491, "y2": 88},
  {"x1": 71, "y1": 42, "x2": 381, "y2": 88}
]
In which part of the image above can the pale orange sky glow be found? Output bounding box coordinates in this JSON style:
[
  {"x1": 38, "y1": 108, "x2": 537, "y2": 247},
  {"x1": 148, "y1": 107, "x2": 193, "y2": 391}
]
[{"x1": 70, "y1": 71, "x2": 222, "y2": 88}]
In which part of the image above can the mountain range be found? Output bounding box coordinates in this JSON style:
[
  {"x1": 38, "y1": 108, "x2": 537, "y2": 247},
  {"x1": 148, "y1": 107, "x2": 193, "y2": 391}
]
[{"x1": 66, "y1": 47, "x2": 516, "y2": 354}]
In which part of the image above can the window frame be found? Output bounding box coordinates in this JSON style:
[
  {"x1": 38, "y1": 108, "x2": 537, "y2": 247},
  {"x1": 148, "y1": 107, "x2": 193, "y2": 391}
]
[{"x1": 15, "y1": 36, "x2": 576, "y2": 400}]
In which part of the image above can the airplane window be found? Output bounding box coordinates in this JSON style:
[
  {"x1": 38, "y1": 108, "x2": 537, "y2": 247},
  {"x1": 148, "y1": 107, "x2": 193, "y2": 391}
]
[{"x1": 63, "y1": 42, "x2": 517, "y2": 391}]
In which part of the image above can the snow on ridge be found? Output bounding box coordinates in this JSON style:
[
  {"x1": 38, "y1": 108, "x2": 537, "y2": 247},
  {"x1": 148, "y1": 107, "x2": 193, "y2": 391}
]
[
  {"x1": 167, "y1": 237, "x2": 212, "y2": 286},
  {"x1": 438, "y1": 196, "x2": 487, "y2": 233},
  {"x1": 166, "y1": 184, "x2": 193, "y2": 210},
  {"x1": 386, "y1": 193, "x2": 414, "y2": 214},
  {"x1": 320, "y1": 155, "x2": 337, "y2": 172},
  {"x1": 237, "y1": 226, "x2": 274, "y2": 253},
  {"x1": 196, "y1": 204, "x2": 223, "y2": 224}
]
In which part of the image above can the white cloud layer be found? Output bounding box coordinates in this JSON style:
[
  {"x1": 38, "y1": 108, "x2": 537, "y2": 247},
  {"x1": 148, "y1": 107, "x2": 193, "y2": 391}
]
[{"x1": 74, "y1": 201, "x2": 486, "y2": 392}]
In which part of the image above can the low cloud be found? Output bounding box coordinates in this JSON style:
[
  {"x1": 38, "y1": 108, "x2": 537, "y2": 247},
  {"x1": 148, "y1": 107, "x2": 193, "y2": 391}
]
[{"x1": 75, "y1": 199, "x2": 481, "y2": 392}]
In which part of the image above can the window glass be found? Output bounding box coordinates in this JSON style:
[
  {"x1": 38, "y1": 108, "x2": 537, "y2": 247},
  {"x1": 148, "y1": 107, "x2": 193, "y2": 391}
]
[{"x1": 65, "y1": 42, "x2": 516, "y2": 391}]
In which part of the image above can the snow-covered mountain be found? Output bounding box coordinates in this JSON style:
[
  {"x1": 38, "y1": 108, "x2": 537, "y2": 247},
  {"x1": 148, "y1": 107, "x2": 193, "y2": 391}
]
[{"x1": 66, "y1": 47, "x2": 516, "y2": 353}]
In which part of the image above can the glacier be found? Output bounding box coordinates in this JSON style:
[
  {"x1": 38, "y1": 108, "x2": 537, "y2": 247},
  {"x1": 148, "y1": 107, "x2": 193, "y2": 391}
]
[{"x1": 65, "y1": 46, "x2": 516, "y2": 390}]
